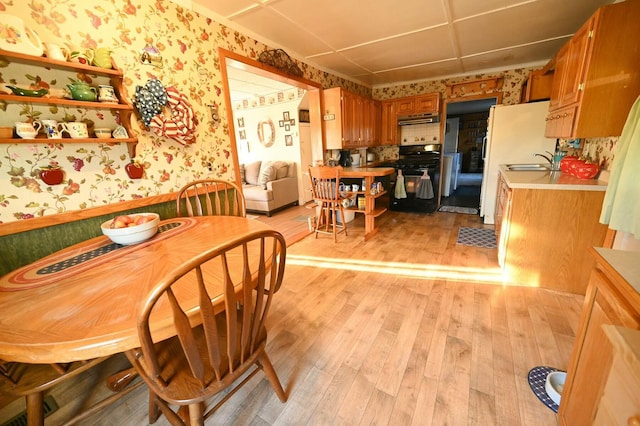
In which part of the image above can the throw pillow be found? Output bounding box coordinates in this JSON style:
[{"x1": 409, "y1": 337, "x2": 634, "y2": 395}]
[
  {"x1": 244, "y1": 161, "x2": 261, "y2": 185},
  {"x1": 258, "y1": 161, "x2": 277, "y2": 189},
  {"x1": 273, "y1": 161, "x2": 289, "y2": 179}
]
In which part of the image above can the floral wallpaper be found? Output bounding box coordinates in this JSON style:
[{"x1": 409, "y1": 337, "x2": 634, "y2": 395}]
[
  {"x1": 0, "y1": 1, "x2": 619, "y2": 225},
  {"x1": 0, "y1": 0, "x2": 366, "y2": 224}
]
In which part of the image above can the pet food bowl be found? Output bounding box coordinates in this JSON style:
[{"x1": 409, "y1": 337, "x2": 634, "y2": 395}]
[{"x1": 545, "y1": 371, "x2": 566, "y2": 405}]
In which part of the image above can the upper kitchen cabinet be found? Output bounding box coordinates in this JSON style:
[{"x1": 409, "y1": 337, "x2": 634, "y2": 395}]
[
  {"x1": 520, "y1": 68, "x2": 553, "y2": 103},
  {"x1": 323, "y1": 87, "x2": 380, "y2": 150},
  {"x1": 395, "y1": 93, "x2": 440, "y2": 116},
  {"x1": 380, "y1": 100, "x2": 397, "y2": 145},
  {"x1": 545, "y1": 0, "x2": 640, "y2": 138}
]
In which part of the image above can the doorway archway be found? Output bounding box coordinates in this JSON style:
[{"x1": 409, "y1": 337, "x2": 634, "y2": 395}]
[
  {"x1": 218, "y1": 48, "x2": 324, "y2": 205},
  {"x1": 440, "y1": 93, "x2": 502, "y2": 210}
]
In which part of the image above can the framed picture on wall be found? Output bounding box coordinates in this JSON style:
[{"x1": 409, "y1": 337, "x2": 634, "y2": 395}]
[
  {"x1": 239, "y1": 130, "x2": 246, "y2": 139},
  {"x1": 237, "y1": 117, "x2": 244, "y2": 128},
  {"x1": 285, "y1": 135, "x2": 293, "y2": 146},
  {"x1": 299, "y1": 109, "x2": 310, "y2": 123},
  {"x1": 285, "y1": 124, "x2": 290, "y2": 131},
  {"x1": 283, "y1": 111, "x2": 290, "y2": 121}
]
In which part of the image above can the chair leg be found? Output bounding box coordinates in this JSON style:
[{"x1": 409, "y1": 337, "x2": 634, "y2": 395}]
[
  {"x1": 148, "y1": 392, "x2": 161, "y2": 424},
  {"x1": 339, "y1": 205, "x2": 348, "y2": 237},
  {"x1": 188, "y1": 402, "x2": 204, "y2": 426},
  {"x1": 257, "y1": 352, "x2": 287, "y2": 402},
  {"x1": 332, "y1": 203, "x2": 338, "y2": 243},
  {"x1": 26, "y1": 392, "x2": 44, "y2": 426}
]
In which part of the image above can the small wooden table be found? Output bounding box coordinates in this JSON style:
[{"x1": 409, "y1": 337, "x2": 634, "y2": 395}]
[
  {"x1": 342, "y1": 167, "x2": 394, "y2": 240},
  {"x1": 0, "y1": 216, "x2": 273, "y2": 364}
]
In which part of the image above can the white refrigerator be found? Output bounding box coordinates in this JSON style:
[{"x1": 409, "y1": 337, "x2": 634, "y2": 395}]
[{"x1": 480, "y1": 101, "x2": 556, "y2": 224}]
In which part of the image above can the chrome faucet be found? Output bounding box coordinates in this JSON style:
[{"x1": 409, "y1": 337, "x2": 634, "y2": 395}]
[{"x1": 533, "y1": 151, "x2": 553, "y2": 165}]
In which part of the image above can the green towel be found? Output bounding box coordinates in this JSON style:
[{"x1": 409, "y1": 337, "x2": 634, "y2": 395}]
[{"x1": 600, "y1": 95, "x2": 640, "y2": 238}]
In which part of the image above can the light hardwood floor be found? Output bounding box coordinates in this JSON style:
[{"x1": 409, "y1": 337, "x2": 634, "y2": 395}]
[{"x1": 0, "y1": 206, "x2": 583, "y2": 425}]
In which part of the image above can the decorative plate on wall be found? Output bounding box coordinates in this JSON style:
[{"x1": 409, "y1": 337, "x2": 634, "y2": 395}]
[{"x1": 0, "y1": 14, "x2": 44, "y2": 57}]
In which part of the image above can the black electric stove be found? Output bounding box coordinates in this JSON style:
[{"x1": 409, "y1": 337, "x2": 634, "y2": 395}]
[{"x1": 390, "y1": 144, "x2": 441, "y2": 213}]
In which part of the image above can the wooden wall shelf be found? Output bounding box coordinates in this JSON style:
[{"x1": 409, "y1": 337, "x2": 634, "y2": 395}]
[{"x1": 0, "y1": 49, "x2": 138, "y2": 158}]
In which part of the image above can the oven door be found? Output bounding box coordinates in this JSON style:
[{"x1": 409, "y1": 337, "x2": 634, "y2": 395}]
[{"x1": 391, "y1": 168, "x2": 439, "y2": 213}]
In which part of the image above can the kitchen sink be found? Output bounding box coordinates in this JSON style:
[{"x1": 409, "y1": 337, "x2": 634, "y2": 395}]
[{"x1": 505, "y1": 163, "x2": 551, "y2": 171}]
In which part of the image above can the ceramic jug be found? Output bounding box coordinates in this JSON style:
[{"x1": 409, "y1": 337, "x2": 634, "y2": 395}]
[
  {"x1": 93, "y1": 47, "x2": 113, "y2": 69},
  {"x1": 69, "y1": 48, "x2": 94, "y2": 65},
  {"x1": 43, "y1": 42, "x2": 70, "y2": 61},
  {"x1": 66, "y1": 81, "x2": 97, "y2": 101},
  {"x1": 15, "y1": 121, "x2": 42, "y2": 139},
  {"x1": 97, "y1": 85, "x2": 117, "y2": 103},
  {"x1": 59, "y1": 121, "x2": 88, "y2": 139},
  {"x1": 37, "y1": 119, "x2": 63, "y2": 139}
]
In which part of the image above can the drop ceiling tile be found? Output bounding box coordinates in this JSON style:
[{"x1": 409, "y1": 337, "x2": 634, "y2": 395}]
[
  {"x1": 268, "y1": 0, "x2": 447, "y2": 50},
  {"x1": 461, "y1": 38, "x2": 568, "y2": 72},
  {"x1": 368, "y1": 60, "x2": 464, "y2": 86},
  {"x1": 231, "y1": 7, "x2": 333, "y2": 57},
  {"x1": 307, "y1": 53, "x2": 371, "y2": 77},
  {"x1": 340, "y1": 26, "x2": 457, "y2": 72},
  {"x1": 205, "y1": 0, "x2": 260, "y2": 17},
  {"x1": 455, "y1": 0, "x2": 608, "y2": 56},
  {"x1": 450, "y1": 0, "x2": 537, "y2": 21}
]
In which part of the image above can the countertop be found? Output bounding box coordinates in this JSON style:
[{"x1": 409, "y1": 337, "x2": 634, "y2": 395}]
[
  {"x1": 499, "y1": 165, "x2": 608, "y2": 191},
  {"x1": 341, "y1": 166, "x2": 395, "y2": 177},
  {"x1": 594, "y1": 247, "x2": 640, "y2": 294}
]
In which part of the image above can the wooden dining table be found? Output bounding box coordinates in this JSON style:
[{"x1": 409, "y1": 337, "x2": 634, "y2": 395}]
[{"x1": 0, "y1": 216, "x2": 274, "y2": 365}]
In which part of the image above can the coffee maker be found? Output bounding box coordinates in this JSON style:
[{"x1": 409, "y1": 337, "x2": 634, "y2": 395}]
[{"x1": 338, "y1": 150, "x2": 352, "y2": 167}]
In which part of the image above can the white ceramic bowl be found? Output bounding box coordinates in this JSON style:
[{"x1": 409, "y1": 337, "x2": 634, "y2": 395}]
[
  {"x1": 545, "y1": 371, "x2": 566, "y2": 405},
  {"x1": 94, "y1": 128, "x2": 112, "y2": 139},
  {"x1": 101, "y1": 213, "x2": 159, "y2": 245}
]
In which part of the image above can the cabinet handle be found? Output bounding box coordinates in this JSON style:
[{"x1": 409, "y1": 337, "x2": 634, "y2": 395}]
[
  {"x1": 555, "y1": 115, "x2": 561, "y2": 119},
  {"x1": 563, "y1": 112, "x2": 569, "y2": 117}
]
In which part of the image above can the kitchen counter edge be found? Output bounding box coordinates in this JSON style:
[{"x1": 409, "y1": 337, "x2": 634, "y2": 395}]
[{"x1": 499, "y1": 165, "x2": 607, "y2": 191}]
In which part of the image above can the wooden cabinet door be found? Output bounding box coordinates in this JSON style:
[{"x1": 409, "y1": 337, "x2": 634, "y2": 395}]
[
  {"x1": 395, "y1": 98, "x2": 414, "y2": 115},
  {"x1": 561, "y1": 16, "x2": 596, "y2": 106},
  {"x1": 494, "y1": 174, "x2": 511, "y2": 268},
  {"x1": 414, "y1": 94, "x2": 439, "y2": 114},
  {"x1": 380, "y1": 100, "x2": 397, "y2": 145},
  {"x1": 371, "y1": 100, "x2": 381, "y2": 146},
  {"x1": 549, "y1": 43, "x2": 568, "y2": 111},
  {"x1": 559, "y1": 270, "x2": 640, "y2": 426},
  {"x1": 342, "y1": 90, "x2": 357, "y2": 148}
]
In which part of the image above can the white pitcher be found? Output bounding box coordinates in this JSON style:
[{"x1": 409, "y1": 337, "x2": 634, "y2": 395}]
[{"x1": 15, "y1": 121, "x2": 42, "y2": 139}]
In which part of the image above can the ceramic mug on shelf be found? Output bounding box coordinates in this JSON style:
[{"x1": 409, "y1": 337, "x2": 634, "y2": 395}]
[
  {"x1": 69, "y1": 48, "x2": 94, "y2": 65},
  {"x1": 38, "y1": 119, "x2": 63, "y2": 139},
  {"x1": 97, "y1": 85, "x2": 117, "y2": 103},
  {"x1": 15, "y1": 121, "x2": 42, "y2": 139},
  {"x1": 43, "y1": 42, "x2": 70, "y2": 61},
  {"x1": 59, "y1": 121, "x2": 88, "y2": 139}
]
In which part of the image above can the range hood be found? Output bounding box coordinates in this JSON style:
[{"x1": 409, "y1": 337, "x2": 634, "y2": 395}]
[{"x1": 397, "y1": 112, "x2": 440, "y2": 126}]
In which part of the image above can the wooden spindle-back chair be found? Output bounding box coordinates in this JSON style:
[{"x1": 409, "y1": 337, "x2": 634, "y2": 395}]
[
  {"x1": 176, "y1": 179, "x2": 246, "y2": 218},
  {"x1": 125, "y1": 229, "x2": 287, "y2": 425},
  {"x1": 308, "y1": 166, "x2": 348, "y2": 242}
]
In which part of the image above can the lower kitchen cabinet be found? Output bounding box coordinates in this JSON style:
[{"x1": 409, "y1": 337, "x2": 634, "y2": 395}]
[
  {"x1": 594, "y1": 325, "x2": 640, "y2": 426},
  {"x1": 559, "y1": 249, "x2": 640, "y2": 426},
  {"x1": 495, "y1": 172, "x2": 608, "y2": 294}
]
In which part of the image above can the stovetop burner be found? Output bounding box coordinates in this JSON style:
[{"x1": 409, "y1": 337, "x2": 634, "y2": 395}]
[{"x1": 396, "y1": 144, "x2": 441, "y2": 170}]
